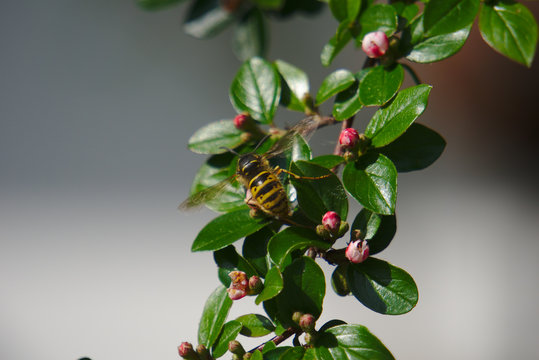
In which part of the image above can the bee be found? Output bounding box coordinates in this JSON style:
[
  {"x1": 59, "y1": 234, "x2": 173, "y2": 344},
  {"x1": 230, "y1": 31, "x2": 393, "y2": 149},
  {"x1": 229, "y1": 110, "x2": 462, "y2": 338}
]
[{"x1": 180, "y1": 117, "x2": 329, "y2": 222}]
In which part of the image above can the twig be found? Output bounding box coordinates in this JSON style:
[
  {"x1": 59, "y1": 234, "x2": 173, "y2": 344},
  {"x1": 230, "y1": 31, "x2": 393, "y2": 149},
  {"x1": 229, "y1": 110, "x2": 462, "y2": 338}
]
[{"x1": 249, "y1": 327, "x2": 301, "y2": 353}]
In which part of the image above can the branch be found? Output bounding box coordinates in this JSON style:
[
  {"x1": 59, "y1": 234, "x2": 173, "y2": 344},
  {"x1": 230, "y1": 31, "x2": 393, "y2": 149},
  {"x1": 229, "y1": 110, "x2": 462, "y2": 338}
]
[{"x1": 249, "y1": 327, "x2": 302, "y2": 353}]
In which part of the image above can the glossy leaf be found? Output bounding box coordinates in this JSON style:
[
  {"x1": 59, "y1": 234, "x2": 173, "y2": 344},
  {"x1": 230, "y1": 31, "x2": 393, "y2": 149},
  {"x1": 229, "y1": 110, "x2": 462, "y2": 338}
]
[
  {"x1": 236, "y1": 314, "x2": 275, "y2": 337},
  {"x1": 343, "y1": 153, "x2": 397, "y2": 215},
  {"x1": 137, "y1": 0, "x2": 184, "y2": 10},
  {"x1": 316, "y1": 69, "x2": 355, "y2": 106},
  {"x1": 309, "y1": 155, "x2": 345, "y2": 169},
  {"x1": 230, "y1": 57, "x2": 281, "y2": 124},
  {"x1": 290, "y1": 161, "x2": 348, "y2": 223},
  {"x1": 291, "y1": 134, "x2": 312, "y2": 162},
  {"x1": 192, "y1": 209, "x2": 269, "y2": 252},
  {"x1": 351, "y1": 209, "x2": 396, "y2": 255},
  {"x1": 329, "y1": 0, "x2": 361, "y2": 22},
  {"x1": 379, "y1": 122, "x2": 446, "y2": 172},
  {"x1": 242, "y1": 226, "x2": 276, "y2": 276},
  {"x1": 331, "y1": 264, "x2": 350, "y2": 296},
  {"x1": 268, "y1": 227, "x2": 331, "y2": 268},
  {"x1": 479, "y1": 1, "x2": 538, "y2": 67},
  {"x1": 321, "y1": 23, "x2": 352, "y2": 67},
  {"x1": 275, "y1": 59, "x2": 310, "y2": 112},
  {"x1": 359, "y1": 64, "x2": 404, "y2": 106},
  {"x1": 214, "y1": 245, "x2": 258, "y2": 286},
  {"x1": 251, "y1": 350, "x2": 263, "y2": 360},
  {"x1": 255, "y1": 266, "x2": 283, "y2": 304},
  {"x1": 211, "y1": 320, "x2": 242, "y2": 358},
  {"x1": 407, "y1": 25, "x2": 472, "y2": 63},
  {"x1": 184, "y1": 0, "x2": 234, "y2": 39},
  {"x1": 232, "y1": 8, "x2": 267, "y2": 61},
  {"x1": 347, "y1": 258, "x2": 418, "y2": 315},
  {"x1": 365, "y1": 84, "x2": 432, "y2": 148},
  {"x1": 274, "y1": 256, "x2": 325, "y2": 326},
  {"x1": 198, "y1": 286, "x2": 232, "y2": 348},
  {"x1": 280, "y1": 347, "x2": 306, "y2": 360},
  {"x1": 189, "y1": 152, "x2": 244, "y2": 213},
  {"x1": 358, "y1": 3, "x2": 398, "y2": 40},
  {"x1": 305, "y1": 324, "x2": 394, "y2": 360},
  {"x1": 423, "y1": 0, "x2": 480, "y2": 37},
  {"x1": 263, "y1": 347, "x2": 293, "y2": 360},
  {"x1": 262, "y1": 341, "x2": 277, "y2": 353},
  {"x1": 332, "y1": 80, "x2": 362, "y2": 121},
  {"x1": 188, "y1": 120, "x2": 244, "y2": 154}
]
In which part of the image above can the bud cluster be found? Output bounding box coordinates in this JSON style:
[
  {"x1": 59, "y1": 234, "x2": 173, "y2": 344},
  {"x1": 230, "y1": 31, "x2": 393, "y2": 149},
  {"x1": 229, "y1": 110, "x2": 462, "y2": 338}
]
[
  {"x1": 316, "y1": 211, "x2": 349, "y2": 242},
  {"x1": 338, "y1": 128, "x2": 371, "y2": 160},
  {"x1": 227, "y1": 271, "x2": 263, "y2": 300}
]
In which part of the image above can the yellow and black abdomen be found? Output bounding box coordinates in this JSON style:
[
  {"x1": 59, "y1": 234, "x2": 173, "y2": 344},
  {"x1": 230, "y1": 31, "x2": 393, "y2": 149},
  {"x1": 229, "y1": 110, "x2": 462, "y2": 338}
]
[{"x1": 248, "y1": 170, "x2": 289, "y2": 218}]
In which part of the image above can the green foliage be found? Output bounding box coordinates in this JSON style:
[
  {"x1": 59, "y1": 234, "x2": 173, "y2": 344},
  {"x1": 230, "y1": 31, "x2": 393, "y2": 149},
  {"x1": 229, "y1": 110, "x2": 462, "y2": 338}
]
[{"x1": 139, "y1": 0, "x2": 537, "y2": 357}]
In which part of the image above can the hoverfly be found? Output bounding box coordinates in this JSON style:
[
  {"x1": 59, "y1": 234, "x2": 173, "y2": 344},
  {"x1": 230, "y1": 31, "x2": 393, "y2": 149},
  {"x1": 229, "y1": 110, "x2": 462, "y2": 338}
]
[{"x1": 179, "y1": 117, "x2": 329, "y2": 223}]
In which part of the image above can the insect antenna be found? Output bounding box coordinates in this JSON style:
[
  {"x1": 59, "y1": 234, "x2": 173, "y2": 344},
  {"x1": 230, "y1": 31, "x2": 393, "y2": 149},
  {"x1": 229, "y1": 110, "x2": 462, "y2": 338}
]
[
  {"x1": 253, "y1": 134, "x2": 271, "y2": 152},
  {"x1": 219, "y1": 146, "x2": 240, "y2": 156}
]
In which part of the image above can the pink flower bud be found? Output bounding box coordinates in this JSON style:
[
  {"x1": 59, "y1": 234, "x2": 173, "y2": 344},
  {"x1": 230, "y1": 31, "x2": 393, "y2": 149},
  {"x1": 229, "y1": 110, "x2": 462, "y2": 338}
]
[
  {"x1": 233, "y1": 113, "x2": 250, "y2": 129},
  {"x1": 322, "y1": 211, "x2": 341, "y2": 234},
  {"x1": 228, "y1": 340, "x2": 246, "y2": 356},
  {"x1": 178, "y1": 342, "x2": 194, "y2": 358},
  {"x1": 248, "y1": 275, "x2": 263, "y2": 294},
  {"x1": 345, "y1": 239, "x2": 370, "y2": 264},
  {"x1": 299, "y1": 313, "x2": 316, "y2": 333},
  {"x1": 362, "y1": 31, "x2": 389, "y2": 58},
  {"x1": 339, "y1": 128, "x2": 359, "y2": 149},
  {"x1": 227, "y1": 271, "x2": 248, "y2": 300}
]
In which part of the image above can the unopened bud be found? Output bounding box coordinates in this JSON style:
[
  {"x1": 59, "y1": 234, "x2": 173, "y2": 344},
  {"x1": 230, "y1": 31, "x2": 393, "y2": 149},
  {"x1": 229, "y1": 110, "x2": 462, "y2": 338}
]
[
  {"x1": 304, "y1": 332, "x2": 317, "y2": 344},
  {"x1": 292, "y1": 311, "x2": 304, "y2": 325},
  {"x1": 178, "y1": 342, "x2": 197, "y2": 360},
  {"x1": 322, "y1": 211, "x2": 341, "y2": 234},
  {"x1": 339, "y1": 128, "x2": 360, "y2": 150},
  {"x1": 228, "y1": 340, "x2": 246, "y2": 356},
  {"x1": 196, "y1": 344, "x2": 211, "y2": 360},
  {"x1": 243, "y1": 353, "x2": 252, "y2": 359},
  {"x1": 316, "y1": 224, "x2": 331, "y2": 240},
  {"x1": 362, "y1": 31, "x2": 389, "y2": 58},
  {"x1": 248, "y1": 275, "x2": 263, "y2": 294},
  {"x1": 357, "y1": 134, "x2": 371, "y2": 156},
  {"x1": 234, "y1": 113, "x2": 251, "y2": 130},
  {"x1": 299, "y1": 313, "x2": 316, "y2": 333},
  {"x1": 337, "y1": 221, "x2": 350, "y2": 238},
  {"x1": 345, "y1": 239, "x2": 370, "y2": 264},
  {"x1": 227, "y1": 271, "x2": 248, "y2": 300}
]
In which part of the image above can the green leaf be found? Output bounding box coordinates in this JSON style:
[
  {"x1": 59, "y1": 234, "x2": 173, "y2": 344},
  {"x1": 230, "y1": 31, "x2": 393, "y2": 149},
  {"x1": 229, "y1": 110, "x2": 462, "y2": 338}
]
[
  {"x1": 351, "y1": 209, "x2": 396, "y2": 255},
  {"x1": 255, "y1": 266, "x2": 283, "y2": 304},
  {"x1": 347, "y1": 258, "x2": 418, "y2": 315},
  {"x1": 268, "y1": 227, "x2": 331, "y2": 268},
  {"x1": 407, "y1": 25, "x2": 472, "y2": 63},
  {"x1": 309, "y1": 155, "x2": 346, "y2": 169},
  {"x1": 232, "y1": 8, "x2": 267, "y2": 62},
  {"x1": 214, "y1": 245, "x2": 258, "y2": 286},
  {"x1": 274, "y1": 256, "x2": 326, "y2": 326},
  {"x1": 242, "y1": 226, "x2": 276, "y2": 276},
  {"x1": 137, "y1": 0, "x2": 184, "y2": 10},
  {"x1": 184, "y1": 0, "x2": 234, "y2": 39},
  {"x1": 316, "y1": 69, "x2": 355, "y2": 106},
  {"x1": 423, "y1": 0, "x2": 480, "y2": 37},
  {"x1": 189, "y1": 152, "x2": 244, "y2": 213},
  {"x1": 230, "y1": 57, "x2": 281, "y2": 124},
  {"x1": 188, "y1": 120, "x2": 245, "y2": 154},
  {"x1": 236, "y1": 314, "x2": 275, "y2": 337},
  {"x1": 359, "y1": 64, "x2": 404, "y2": 107},
  {"x1": 280, "y1": 347, "x2": 306, "y2": 360},
  {"x1": 198, "y1": 286, "x2": 233, "y2": 348},
  {"x1": 251, "y1": 350, "x2": 263, "y2": 360},
  {"x1": 263, "y1": 347, "x2": 293, "y2": 360},
  {"x1": 211, "y1": 320, "x2": 242, "y2": 358},
  {"x1": 379, "y1": 122, "x2": 446, "y2": 172},
  {"x1": 329, "y1": 0, "x2": 362, "y2": 22},
  {"x1": 321, "y1": 23, "x2": 352, "y2": 67},
  {"x1": 365, "y1": 84, "x2": 432, "y2": 148},
  {"x1": 291, "y1": 134, "x2": 312, "y2": 162},
  {"x1": 305, "y1": 324, "x2": 394, "y2": 360},
  {"x1": 290, "y1": 161, "x2": 348, "y2": 223},
  {"x1": 262, "y1": 341, "x2": 277, "y2": 353},
  {"x1": 331, "y1": 264, "x2": 350, "y2": 296},
  {"x1": 479, "y1": 1, "x2": 538, "y2": 67},
  {"x1": 358, "y1": 4, "x2": 398, "y2": 40},
  {"x1": 192, "y1": 209, "x2": 269, "y2": 252},
  {"x1": 275, "y1": 60, "x2": 310, "y2": 112},
  {"x1": 343, "y1": 153, "x2": 397, "y2": 215},
  {"x1": 332, "y1": 80, "x2": 362, "y2": 121}
]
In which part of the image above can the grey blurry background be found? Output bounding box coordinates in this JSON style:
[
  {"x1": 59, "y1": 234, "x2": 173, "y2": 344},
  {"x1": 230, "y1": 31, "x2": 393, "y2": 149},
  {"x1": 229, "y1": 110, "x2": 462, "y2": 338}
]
[{"x1": 1, "y1": 1, "x2": 538, "y2": 359}]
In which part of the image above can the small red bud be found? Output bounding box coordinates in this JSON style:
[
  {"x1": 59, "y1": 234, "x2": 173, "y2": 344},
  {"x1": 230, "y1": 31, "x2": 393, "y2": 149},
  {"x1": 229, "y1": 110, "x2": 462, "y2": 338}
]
[
  {"x1": 362, "y1": 31, "x2": 389, "y2": 58},
  {"x1": 322, "y1": 211, "x2": 341, "y2": 234},
  {"x1": 299, "y1": 313, "x2": 316, "y2": 333},
  {"x1": 339, "y1": 128, "x2": 359, "y2": 149},
  {"x1": 227, "y1": 271, "x2": 248, "y2": 300},
  {"x1": 233, "y1": 113, "x2": 251, "y2": 129},
  {"x1": 228, "y1": 340, "x2": 246, "y2": 356},
  {"x1": 178, "y1": 342, "x2": 195, "y2": 359},
  {"x1": 345, "y1": 239, "x2": 370, "y2": 264}
]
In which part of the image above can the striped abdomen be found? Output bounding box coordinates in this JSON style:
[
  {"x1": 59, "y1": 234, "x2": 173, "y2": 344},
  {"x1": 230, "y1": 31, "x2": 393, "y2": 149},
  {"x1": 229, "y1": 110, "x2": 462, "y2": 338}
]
[{"x1": 248, "y1": 170, "x2": 289, "y2": 218}]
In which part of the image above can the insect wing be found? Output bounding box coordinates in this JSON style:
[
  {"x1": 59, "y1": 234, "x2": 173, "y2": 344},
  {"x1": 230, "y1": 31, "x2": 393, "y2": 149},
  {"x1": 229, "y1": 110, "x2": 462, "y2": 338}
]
[
  {"x1": 179, "y1": 175, "x2": 237, "y2": 210},
  {"x1": 265, "y1": 116, "x2": 320, "y2": 159}
]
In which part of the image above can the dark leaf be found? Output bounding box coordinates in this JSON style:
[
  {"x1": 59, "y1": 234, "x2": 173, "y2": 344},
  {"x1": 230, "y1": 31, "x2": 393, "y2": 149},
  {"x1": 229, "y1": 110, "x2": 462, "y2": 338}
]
[
  {"x1": 268, "y1": 227, "x2": 331, "y2": 268},
  {"x1": 423, "y1": 0, "x2": 480, "y2": 37},
  {"x1": 351, "y1": 208, "x2": 396, "y2": 254},
  {"x1": 275, "y1": 59, "x2": 310, "y2": 112},
  {"x1": 359, "y1": 64, "x2": 404, "y2": 106}
]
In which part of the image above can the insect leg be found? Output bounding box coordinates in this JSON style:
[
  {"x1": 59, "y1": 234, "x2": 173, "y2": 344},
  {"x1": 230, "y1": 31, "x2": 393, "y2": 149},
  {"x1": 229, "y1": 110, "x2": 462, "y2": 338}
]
[{"x1": 275, "y1": 166, "x2": 331, "y2": 180}]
